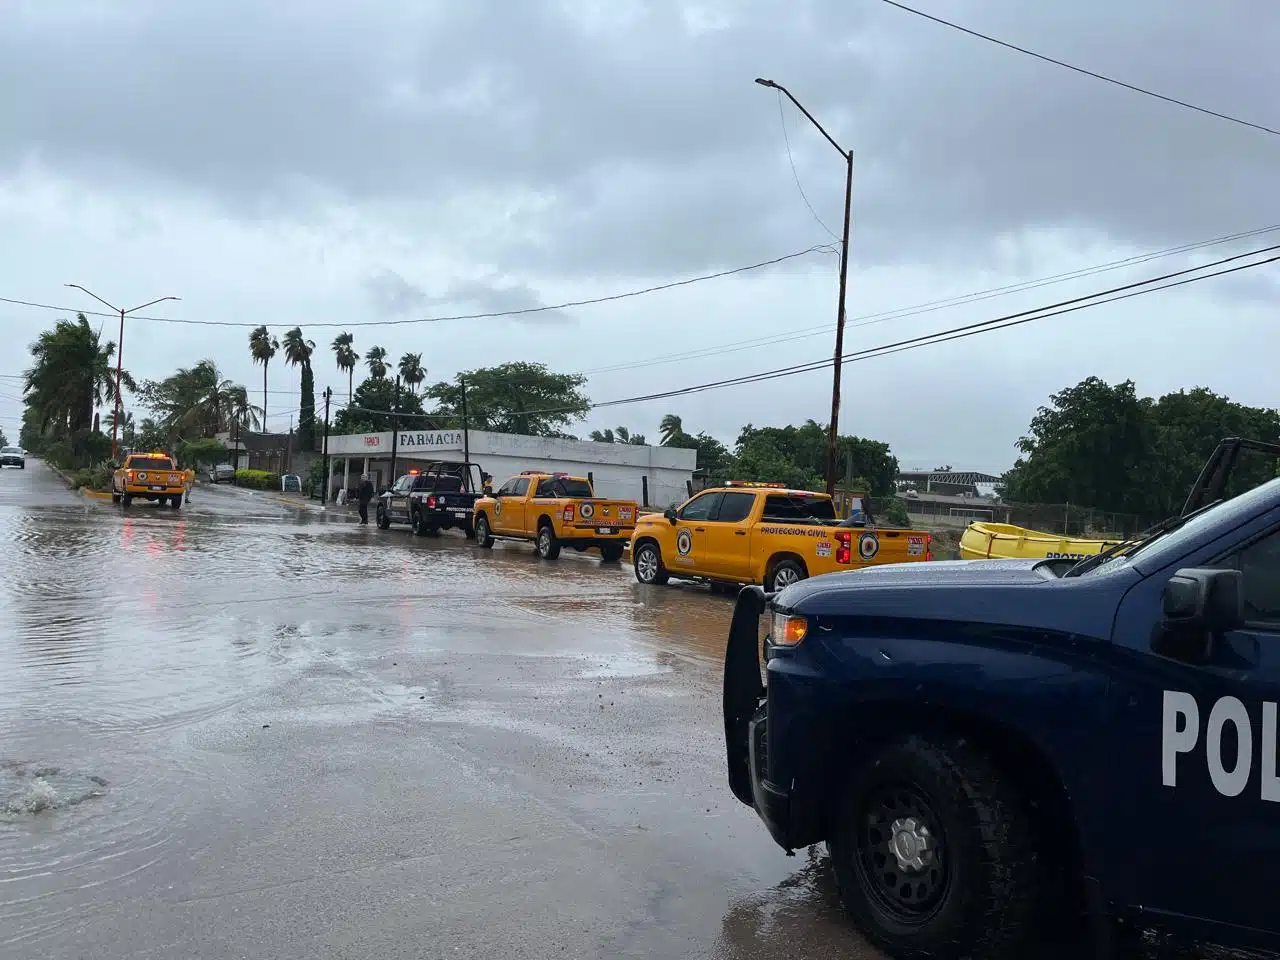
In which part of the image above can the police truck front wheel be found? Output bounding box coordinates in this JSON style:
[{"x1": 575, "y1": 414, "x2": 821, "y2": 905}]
[
  {"x1": 536, "y1": 524, "x2": 561, "y2": 560},
  {"x1": 376, "y1": 506, "x2": 391, "y2": 530},
  {"x1": 632, "y1": 541, "x2": 669, "y2": 585},
  {"x1": 411, "y1": 510, "x2": 426, "y2": 537},
  {"x1": 475, "y1": 514, "x2": 494, "y2": 549},
  {"x1": 829, "y1": 735, "x2": 1040, "y2": 960}
]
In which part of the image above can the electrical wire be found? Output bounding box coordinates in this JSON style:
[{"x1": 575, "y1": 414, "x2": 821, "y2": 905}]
[
  {"x1": 881, "y1": 0, "x2": 1280, "y2": 139},
  {"x1": 776, "y1": 89, "x2": 841, "y2": 240},
  {"x1": 580, "y1": 220, "x2": 1280, "y2": 375},
  {"x1": 0, "y1": 245, "x2": 838, "y2": 330},
  {"x1": 293, "y1": 244, "x2": 1280, "y2": 425}
]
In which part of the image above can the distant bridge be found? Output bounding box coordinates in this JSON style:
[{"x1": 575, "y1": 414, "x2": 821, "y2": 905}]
[{"x1": 898, "y1": 470, "x2": 1003, "y2": 487}]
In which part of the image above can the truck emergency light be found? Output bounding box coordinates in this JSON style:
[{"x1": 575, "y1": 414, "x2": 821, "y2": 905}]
[{"x1": 724, "y1": 480, "x2": 787, "y2": 488}]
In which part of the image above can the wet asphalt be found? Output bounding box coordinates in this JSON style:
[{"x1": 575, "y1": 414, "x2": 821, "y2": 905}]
[{"x1": 0, "y1": 460, "x2": 876, "y2": 960}]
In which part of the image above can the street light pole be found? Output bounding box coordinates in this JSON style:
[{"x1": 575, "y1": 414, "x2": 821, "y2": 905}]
[
  {"x1": 754, "y1": 79, "x2": 854, "y2": 499},
  {"x1": 65, "y1": 285, "x2": 181, "y2": 460}
]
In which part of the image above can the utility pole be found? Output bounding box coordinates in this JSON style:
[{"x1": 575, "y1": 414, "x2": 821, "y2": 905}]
[
  {"x1": 460, "y1": 376, "x2": 471, "y2": 476},
  {"x1": 389, "y1": 375, "x2": 401, "y2": 484},
  {"x1": 321, "y1": 387, "x2": 332, "y2": 505},
  {"x1": 753, "y1": 79, "x2": 854, "y2": 498},
  {"x1": 65, "y1": 285, "x2": 181, "y2": 460}
]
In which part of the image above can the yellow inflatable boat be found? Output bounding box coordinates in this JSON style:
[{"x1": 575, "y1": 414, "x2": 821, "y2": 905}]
[{"x1": 959, "y1": 522, "x2": 1123, "y2": 562}]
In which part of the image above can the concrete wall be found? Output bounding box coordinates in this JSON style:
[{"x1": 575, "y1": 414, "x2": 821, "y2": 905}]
[{"x1": 325, "y1": 428, "x2": 696, "y2": 507}]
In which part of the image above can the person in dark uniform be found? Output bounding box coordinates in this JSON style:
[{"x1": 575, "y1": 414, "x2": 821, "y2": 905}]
[{"x1": 357, "y1": 474, "x2": 375, "y2": 525}]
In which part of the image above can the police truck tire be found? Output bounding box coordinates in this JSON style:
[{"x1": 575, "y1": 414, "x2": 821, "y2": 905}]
[
  {"x1": 536, "y1": 523, "x2": 561, "y2": 560},
  {"x1": 599, "y1": 543, "x2": 624, "y2": 564},
  {"x1": 411, "y1": 509, "x2": 426, "y2": 537},
  {"x1": 376, "y1": 506, "x2": 391, "y2": 530},
  {"x1": 765, "y1": 558, "x2": 807, "y2": 592},
  {"x1": 475, "y1": 514, "x2": 494, "y2": 549},
  {"x1": 830, "y1": 735, "x2": 1039, "y2": 960},
  {"x1": 632, "y1": 541, "x2": 669, "y2": 585}
]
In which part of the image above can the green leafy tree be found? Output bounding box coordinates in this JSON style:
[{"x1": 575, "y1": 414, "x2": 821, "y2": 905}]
[
  {"x1": 175, "y1": 436, "x2": 228, "y2": 468},
  {"x1": 0, "y1": 427, "x2": 8, "y2": 447},
  {"x1": 134, "y1": 417, "x2": 168, "y2": 453},
  {"x1": 138, "y1": 360, "x2": 255, "y2": 441},
  {"x1": 282, "y1": 328, "x2": 316, "y2": 449},
  {"x1": 23, "y1": 314, "x2": 133, "y2": 457},
  {"x1": 589, "y1": 428, "x2": 615, "y2": 443},
  {"x1": 659, "y1": 414, "x2": 684, "y2": 446},
  {"x1": 426, "y1": 363, "x2": 590, "y2": 437},
  {"x1": 734, "y1": 420, "x2": 898, "y2": 495},
  {"x1": 365, "y1": 345, "x2": 388, "y2": 380},
  {"x1": 249, "y1": 325, "x2": 278, "y2": 426},
  {"x1": 331, "y1": 332, "x2": 358, "y2": 400},
  {"x1": 332, "y1": 377, "x2": 428, "y2": 434},
  {"x1": 1002, "y1": 377, "x2": 1280, "y2": 519}
]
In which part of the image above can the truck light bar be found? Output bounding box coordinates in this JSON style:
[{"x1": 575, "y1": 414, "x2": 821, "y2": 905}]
[{"x1": 724, "y1": 480, "x2": 788, "y2": 488}]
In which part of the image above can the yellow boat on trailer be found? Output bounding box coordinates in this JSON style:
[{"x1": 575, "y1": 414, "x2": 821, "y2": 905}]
[{"x1": 959, "y1": 521, "x2": 1123, "y2": 562}]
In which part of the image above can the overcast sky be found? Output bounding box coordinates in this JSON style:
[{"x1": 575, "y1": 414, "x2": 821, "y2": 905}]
[{"x1": 2, "y1": 0, "x2": 1276, "y2": 472}]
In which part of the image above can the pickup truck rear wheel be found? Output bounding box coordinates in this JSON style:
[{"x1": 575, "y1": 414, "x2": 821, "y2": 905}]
[
  {"x1": 830, "y1": 735, "x2": 1039, "y2": 960},
  {"x1": 411, "y1": 509, "x2": 426, "y2": 537},
  {"x1": 169, "y1": 495, "x2": 181, "y2": 509},
  {"x1": 599, "y1": 543, "x2": 624, "y2": 563},
  {"x1": 765, "y1": 558, "x2": 806, "y2": 592},
  {"x1": 475, "y1": 514, "x2": 494, "y2": 549},
  {"x1": 536, "y1": 524, "x2": 561, "y2": 560},
  {"x1": 632, "y1": 541, "x2": 669, "y2": 585}
]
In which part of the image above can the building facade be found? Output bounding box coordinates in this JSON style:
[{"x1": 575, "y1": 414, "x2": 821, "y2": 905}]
[{"x1": 323, "y1": 428, "x2": 697, "y2": 507}]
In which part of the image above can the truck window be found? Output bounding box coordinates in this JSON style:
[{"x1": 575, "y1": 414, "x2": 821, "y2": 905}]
[
  {"x1": 1226, "y1": 529, "x2": 1280, "y2": 624},
  {"x1": 679, "y1": 492, "x2": 723, "y2": 522},
  {"x1": 129, "y1": 457, "x2": 175, "y2": 471},
  {"x1": 393, "y1": 475, "x2": 414, "y2": 493},
  {"x1": 510, "y1": 477, "x2": 531, "y2": 496},
  {"x1": 763, "y1": 494, "x2": 836, "y2": 523},
  {"x1": 715, "y1": 492, "x2": 756, "y2": 523},
  {"x1": 536, "y1": 479, "x2": 555, "y2": 497},
  {"x1": 431, "y1": 476, "x2": 463, "y2": 493},
  {"x1": 551, "y1": 478, "x2": 593, "y2": 498}
]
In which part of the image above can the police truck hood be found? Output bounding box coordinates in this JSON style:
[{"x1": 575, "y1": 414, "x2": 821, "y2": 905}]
[{"x1": 776, "y1": 558, "x2": 1136, "y2": 643}]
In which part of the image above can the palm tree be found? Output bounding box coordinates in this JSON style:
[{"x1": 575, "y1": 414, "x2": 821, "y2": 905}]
[
  {"x1": 224, "y1": 384, "x2": 263, "y2": 433},
  {"x1": 282, "y1": 327, "x2": 317, "y2": 448},
  {"x1": 105, "y1": 408, "x2": 134, "y2": 444},
  {"x1": 24, "y1": 313, "x2": 133, "y2": 441},
  {"x1": 589, "y1": 428, "x2": 616, "y2": 443},
  {"x1": 331, "y1": 332, "x2": 358, "y2": 399},
  {"x1": 659, "y1": 414, "x2": 683, "y2": 446},
  {"x1": 365, "y1": 345, "x2": 388, "y2": 380},
  {"x1": 398, "y1": 352, "x2": 425, "y2": 393},
  {"x1": 137, "y1": 360, "x2": 253, "y2": 440},
  {"x1": 249, "y1": 325, "x2": 278, "y2": 427}
]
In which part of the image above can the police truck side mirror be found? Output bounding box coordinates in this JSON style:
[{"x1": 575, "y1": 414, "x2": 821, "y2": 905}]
[
  {"x1": 1152, "y1": 567, "x2": 1243, "y2": 663},
  {"x1": 663, "y1": 506, "x2": 678, "y2": 524}
]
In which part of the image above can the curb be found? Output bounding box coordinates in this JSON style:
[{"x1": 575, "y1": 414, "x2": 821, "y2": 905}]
[{"x1": 81, "y1": 489, "x2": 114, "y2": 502}]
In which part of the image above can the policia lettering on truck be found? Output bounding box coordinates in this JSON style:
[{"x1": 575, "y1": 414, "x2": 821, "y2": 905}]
[{"x1": 1163, "y1": 691, "x2": 1280, "y2": 801}]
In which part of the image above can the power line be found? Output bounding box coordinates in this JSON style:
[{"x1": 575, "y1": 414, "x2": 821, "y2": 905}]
[
  {"x1": 0, "y1": 245, "x2": 838, "y2": 330},
  {"x1": 775, "y1": 90, "x2": 841, "y2": 240},
  {"x1": 581, "y1": 220, "x2": 1280, "y2": 375},
  {"x1": 881, "y1": 0, "x2": 1280, "y2": 139},
  {"x1": 303, "y1": 244, "x2": 1280, "y2": 425}
]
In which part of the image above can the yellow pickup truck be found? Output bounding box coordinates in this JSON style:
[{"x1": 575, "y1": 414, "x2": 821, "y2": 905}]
[
  {"x1": 629, "y1": 481, "x2": 931, "y2": 591},
  {"x1": 472, "y1": 471, "x2": 639, "y2": 562},
  {"x1": 111, "y1": 451, "x2": 185, "y2": 508}
]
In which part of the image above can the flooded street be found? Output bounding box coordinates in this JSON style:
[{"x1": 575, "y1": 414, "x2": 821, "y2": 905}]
[{"x1": 0, "y1": 461, "x2": 875, "y2": 959}]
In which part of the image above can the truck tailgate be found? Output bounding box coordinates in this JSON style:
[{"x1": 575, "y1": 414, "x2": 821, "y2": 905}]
[{"x1": 567, "y1": 500, "x2": 636, "y2": 533}]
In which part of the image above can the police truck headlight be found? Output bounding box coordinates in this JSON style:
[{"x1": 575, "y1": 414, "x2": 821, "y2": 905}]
[{"x1": 771, "y1": 612, "x2": 808, "y2": 647}]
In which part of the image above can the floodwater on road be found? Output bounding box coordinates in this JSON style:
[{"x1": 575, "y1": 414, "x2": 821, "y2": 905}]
[{"x1": 0, "y1": 461, "x2": 874, "y2": 959}]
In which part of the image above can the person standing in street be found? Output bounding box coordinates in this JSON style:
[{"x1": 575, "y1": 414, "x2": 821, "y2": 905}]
[{"x1": 357, "y1": 473, "x2": 375, "y2": 525}]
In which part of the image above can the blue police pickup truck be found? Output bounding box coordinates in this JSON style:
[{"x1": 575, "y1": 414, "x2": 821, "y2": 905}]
[{"x1": 724, "y1": 438, "x2": 1280, "y2": 959}]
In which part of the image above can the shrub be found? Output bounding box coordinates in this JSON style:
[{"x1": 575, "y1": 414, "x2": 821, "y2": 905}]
[
  {"x1": 234, "y1": 469, "x2": 281, "y2": 490},
  {"x1": 884, "y1": 498, "x2": 912, "y2": 529},
  {"x1": 68, "y1": 465, "x2": 113, "y2": 491}
]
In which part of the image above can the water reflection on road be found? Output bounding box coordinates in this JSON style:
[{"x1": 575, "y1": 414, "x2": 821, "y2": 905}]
[{"x1": 3, "y1": 461, "x2": 875, "y2": 958}]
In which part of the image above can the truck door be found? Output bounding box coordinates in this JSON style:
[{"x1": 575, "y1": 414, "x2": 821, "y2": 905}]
[
  {"x1": 672, "y1": 491, "x2": 723, "y2": 575},
  {"x1": 700, "y1": 491, "x2": 756, "y2": 581},
  {"x1": 1106, "y1": 517, "x2": 1280, "y2": 934},
  {"x1": 495, "y1": 476, "x2": 531, "y2": 535},
  {"x1": 388, "y1": 474, "x2": 414, "y2": 520}
]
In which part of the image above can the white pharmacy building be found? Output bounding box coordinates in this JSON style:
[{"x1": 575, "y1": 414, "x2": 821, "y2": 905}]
[{"x1": 325, "y1": 429, "x2": 697, "y2": 508}]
